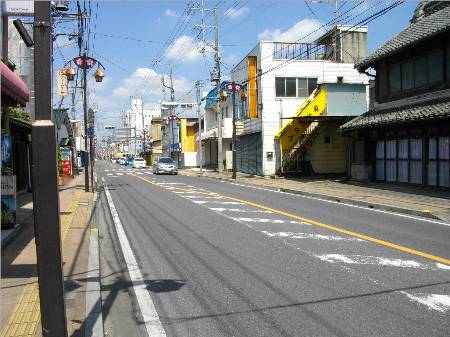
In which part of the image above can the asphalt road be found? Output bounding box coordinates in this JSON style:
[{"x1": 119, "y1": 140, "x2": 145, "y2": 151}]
[{"x1": 95, "y1": 160, "x2": 450, "y2": 337}]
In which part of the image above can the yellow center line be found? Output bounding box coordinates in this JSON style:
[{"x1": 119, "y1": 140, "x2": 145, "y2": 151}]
[{"x1": 134, "y1": 175, "x2": 450, "y2": 266}]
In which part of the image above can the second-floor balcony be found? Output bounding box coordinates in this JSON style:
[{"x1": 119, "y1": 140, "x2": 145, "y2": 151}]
[{"x1": 201, "y1": 117, "x2": 233, "y2": 140}]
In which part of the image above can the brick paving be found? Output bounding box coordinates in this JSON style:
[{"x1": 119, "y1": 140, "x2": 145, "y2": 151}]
[{"x1": 1, "y1": 175, "x2": 95, "y2": 337}]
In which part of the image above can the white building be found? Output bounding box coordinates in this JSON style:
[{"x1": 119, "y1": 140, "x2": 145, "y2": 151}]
[
  {"x1": 125, "y1": 98, "x2": 160, "y2": 154},
  {"x1": 228, "y1": 25, "x2": 370, "y2": 176}
]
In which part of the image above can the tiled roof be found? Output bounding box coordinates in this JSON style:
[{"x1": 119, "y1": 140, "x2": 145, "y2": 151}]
[
  {"x1": 341, "y1": 89, "x2": 450, "y2": 131},
  {"x1": 356, "y1": 6, "x2": 450, "y2": 71}
]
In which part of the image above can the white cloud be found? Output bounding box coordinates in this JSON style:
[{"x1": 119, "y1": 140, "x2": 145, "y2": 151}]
[
  {"x1": 166, "y1": 35, "x2": 202, "y2": 63},
  {"x1": 258, "y1": 18, "x2": 325, "y2": 42},
  {"x1": 164, "y1": 9, "x2": 176, "y2": 17},
  {"x1": 224, "y1": 7, "x2": 249, "y2": 19}
]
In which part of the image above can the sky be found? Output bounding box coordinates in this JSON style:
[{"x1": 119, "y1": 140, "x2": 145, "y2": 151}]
[{"x1": 52, "y1": 0, "x2": 419, "y2": 137}]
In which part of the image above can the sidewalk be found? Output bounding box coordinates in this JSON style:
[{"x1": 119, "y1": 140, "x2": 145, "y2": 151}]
[
  {"x1": 1, "y1": 174, "x2": 98, "y2": 337},
  {"x1": 181, "y1": 169, "x2": 450, "y2": 222}
]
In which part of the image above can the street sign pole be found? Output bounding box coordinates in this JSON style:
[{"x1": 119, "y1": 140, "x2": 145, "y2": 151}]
[{"x1": 32, "y1": 2, "x2": 68, "y2": 336}]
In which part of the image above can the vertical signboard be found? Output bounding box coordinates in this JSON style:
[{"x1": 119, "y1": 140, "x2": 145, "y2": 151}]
[
  {"x1": 1, "y1": 176, "x2": 17, "y2": 228},
  {"x1": 57, "y1": 69, "x2": 68, "y2": 96}
]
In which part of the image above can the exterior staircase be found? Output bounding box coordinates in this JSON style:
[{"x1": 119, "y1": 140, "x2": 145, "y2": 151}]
[{"x1": 274, "y1": 86, "x2": 327, "y2": 175}]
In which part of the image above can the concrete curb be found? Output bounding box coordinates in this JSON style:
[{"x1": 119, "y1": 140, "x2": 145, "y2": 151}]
[
  {"x1": 1, "y1": 223, "x2": 25, "y2": 248},
  {"x1": 187, "y1": 173, "x2": 442, "y2": 221}
]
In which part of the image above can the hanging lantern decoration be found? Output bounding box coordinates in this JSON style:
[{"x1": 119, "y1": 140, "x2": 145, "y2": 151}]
[
  {"x1": 64, "y1": 64, "x2": 76, "y2": 81},
  {"x1": 93, "y1": 68, "x2": 104, "y2": 83}
]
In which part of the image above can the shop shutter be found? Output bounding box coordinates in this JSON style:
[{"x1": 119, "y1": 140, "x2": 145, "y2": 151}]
[{"x1": 236, "y1": 133, "x2": 262, "y2": 175}]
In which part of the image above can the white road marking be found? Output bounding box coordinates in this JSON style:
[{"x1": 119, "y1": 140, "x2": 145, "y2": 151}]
[
  {"x1": 183, "y1": 195, "x2": 223, "y2": 199},
  {"x1": 104, "y1": 184, "x2": 166, "y2": 337},
  {"x1": 401, "y1": 292, "x2": 450, "y2": 313},
  {"x1": 235, "y1": 217, "x2": 285, "y2": 223},
  {"x1": 209, "y1": 208, "x2": 273, "y2": 213},
  {"x1": 107, "y1": 173, "x2": 113, "y2": 176},
  {"x1": 261, "y1": 230, "x2": 365, "y2": 241},
  {"x1": 104, "y1": 169, "x2": 109, "y2": 172},
  {"x1": 127, "y1": 173, "x2": 133, "y2": 175},
  {"x1": 221, "y1": 181, "x2": 450, "y2": 227},
  {"x1": 315, "y1": 254, "x2": 450, "y2": 270},
  {"x1": 192, "y1": 200, "x2": 244, "y2": 205},
  {"x1": 116, "y1": 173, "x2": 123, "y2": 176}
]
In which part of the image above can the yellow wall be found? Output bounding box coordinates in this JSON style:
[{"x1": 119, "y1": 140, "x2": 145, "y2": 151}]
[
  {"x1": 180, "y1": 119, "x2": 196, "y2": 152},
  {"x1": 248, "y1": 56, "x2": 257, "y2": 119},
  {"x1": 308, "y1": 124, "x2": 347, "y2": 174}
]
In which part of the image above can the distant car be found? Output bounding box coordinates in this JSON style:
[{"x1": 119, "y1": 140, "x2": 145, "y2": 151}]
[
  {"x1": 125, "y1": 157, "x2": 133, "y2": 166},
  {"x1": 132, "y1": 157, "x2": 146, "y2": 168},
  {"x1": 118, "y1": 157, "x2": 127, "y2": 165},
  {"x1": 153, "y1": 157, "x2": 177, "y2": 175},
  {"x1": 111, "y1": 157, "x2": 118, "y2": 164}
]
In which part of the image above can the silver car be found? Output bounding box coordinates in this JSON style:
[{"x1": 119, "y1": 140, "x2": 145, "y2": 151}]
[{"x1": 153, "y1": 157, "x2": 178, "y2": 175}]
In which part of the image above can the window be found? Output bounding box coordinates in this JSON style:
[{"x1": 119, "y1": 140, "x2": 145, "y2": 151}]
[
  {"x1": 389, "y1": 63, "x2": 401, "y2": 93},
  {"x1": 428, "y1": 49, "x2": 443, "y2": 83},
  {"x1": 275, "y1": 77, "x2": 285, "y2": 97},
  {"x1": 276, "y1": 77, "x2": 318, "y2": 98},
  {"x1": 446, "y1": 45, "x2": 450, "y2": 79},
  {"x1": 414, "y1": 56, "x2": 428, "y2": 87},
  {"x1": 401, "y1": 61, "x2": 414, "y2": 91},
  {"x1": 308, "y1": 78, "x2": 318, "y2": 96},
  {"x1": 297, "y1": 78, "x2": 308, "y2": 97},
  {"x1": 286, "y1": 77, "x2": 296, "y2": 97},
  {"x1": 389, "y1": 49, "x2": 445, "y2": 95},
  {"x1": 324, "y1": 136, "x2": 331, "y2": 144}
]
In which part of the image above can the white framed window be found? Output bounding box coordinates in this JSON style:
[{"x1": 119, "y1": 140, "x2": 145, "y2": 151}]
[{"x1": 275, "y1": 77, "x2": 318, "y2": 98}]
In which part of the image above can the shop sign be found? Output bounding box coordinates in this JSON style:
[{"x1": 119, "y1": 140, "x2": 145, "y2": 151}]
[{"x1": 1, "y1": 176, "x2": 16, "y2": 227}]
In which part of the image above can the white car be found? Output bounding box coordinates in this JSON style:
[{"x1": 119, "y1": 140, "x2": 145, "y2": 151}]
[{"x1": 132, "y1": 157, "x2": 146, "y2": 168}]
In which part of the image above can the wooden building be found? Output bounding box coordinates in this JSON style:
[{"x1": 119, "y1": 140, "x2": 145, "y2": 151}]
[{"x1": 342, "y1": 2, "x2": 450, "y2": 188}]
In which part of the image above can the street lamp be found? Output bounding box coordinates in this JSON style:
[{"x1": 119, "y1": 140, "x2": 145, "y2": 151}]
[{"x1": 63, "y1": 54, "x2": 106, "y2": 192}]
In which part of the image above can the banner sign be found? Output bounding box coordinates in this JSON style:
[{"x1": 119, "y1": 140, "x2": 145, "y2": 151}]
[
  {"x1": 2, "y1": 1, "x2": 34, "y2": 16},
  {"x1": 1, "y1": 176, "x2": 17, "y2": 227},
  {"x1": 1, "y1": 135, "x2": 12, "y2": 173}
]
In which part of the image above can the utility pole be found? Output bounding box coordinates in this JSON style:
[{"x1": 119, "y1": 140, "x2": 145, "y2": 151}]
[
  {"x1": 195, "y1": 81, "x2": 203, "y2": 174},
  {"x1": 192, "y1": 3, "x2": 221, "y2": 171},
  {"x1": 32, "y1": 2, "x2": 68, "y2": 337},
  {"x1": 161, "y1": 66, "x2": 175, "y2": 157},
  {"x1": 141, "y1": 99, "x2": 146, "y2": 158},
  {"x1": 231, "y1": 82, "x2": 237, "y2": 179},
  {"x1": 214, "y1": 9, "x2": 223, "y2": 172},
  {"x1": 82, "y1": 53, "x2": 89, "y2": 191}
]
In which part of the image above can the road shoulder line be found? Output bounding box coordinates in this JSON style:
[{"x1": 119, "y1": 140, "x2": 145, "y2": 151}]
[{"x1": 102, "y1": 178, "x2": 166, "y2": 337}]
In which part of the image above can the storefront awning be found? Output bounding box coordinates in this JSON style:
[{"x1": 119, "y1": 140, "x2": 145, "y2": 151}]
[{"x1": 1, "y1": 61, "x2": 29, "y2": 106}]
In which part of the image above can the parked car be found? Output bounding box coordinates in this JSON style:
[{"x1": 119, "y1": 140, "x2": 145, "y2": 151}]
[
  {"x1": 125, "y1": 157, "x2": 133, "y2": 166},
  {"x1": 153, "y1": 157, "x2": 177, "y2": 175},
  {"x1": 132, "y1": 157, "x2": 146, "y2": 168}
]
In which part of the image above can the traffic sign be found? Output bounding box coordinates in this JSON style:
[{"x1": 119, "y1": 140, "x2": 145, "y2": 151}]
[{"x1": 87, "y1": 127, "x2": 94, "y2": 138}]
